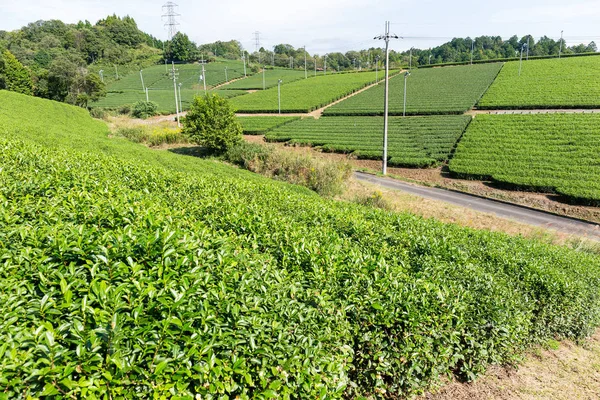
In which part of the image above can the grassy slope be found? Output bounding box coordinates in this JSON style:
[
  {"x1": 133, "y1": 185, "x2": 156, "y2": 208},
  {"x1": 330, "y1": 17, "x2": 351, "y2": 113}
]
[{"x1": 1, "y1": 90, "x2": 600, "y2": 398}]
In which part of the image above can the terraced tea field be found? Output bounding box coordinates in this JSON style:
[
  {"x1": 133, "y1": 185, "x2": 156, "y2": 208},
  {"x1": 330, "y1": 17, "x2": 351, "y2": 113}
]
[
  {"x1": 237, "y1": 115, "x2": 301, "y2": 134},
  {"x1": 449, "y1": 113, "x2": 600, "y2": 203},
  {"x1": 92, "y1": 88, "x2": 247, "y2": 114},
  {"x1": 266, "y1": 115, "x2": 471, "y2": 167},
  {"x1": 91, "y1": 61, "x2": 247, "y2": 113},
  {"x1": 324, "y1": 63, "x2": 502, "y2": 116},
  {"x1": 223, "y1": 68, "x2": 308, "y2": 90},
  {"x1": 230, "y1": 71, "x2": 379, "y2": 113},
  {"x1": 478, "y1": 55, "x2": 600, "y2": 109}
]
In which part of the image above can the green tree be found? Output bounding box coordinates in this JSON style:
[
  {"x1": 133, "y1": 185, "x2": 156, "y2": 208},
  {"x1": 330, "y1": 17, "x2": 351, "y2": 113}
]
[
  {"x1": 166, "y1": 32, "x2": 198, "y2": 62},
  {"x1": 0, "y1": 50, "x2": 33, "y2": 95},
  {"x1": 182, "y1": 94, "x2": 242, "y2": 152}
]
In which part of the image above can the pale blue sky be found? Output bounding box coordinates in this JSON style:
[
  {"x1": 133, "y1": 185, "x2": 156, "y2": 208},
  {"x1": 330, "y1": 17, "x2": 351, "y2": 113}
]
[{"x1": 2, "y1": 1, "x2": 600, "y2": 54}]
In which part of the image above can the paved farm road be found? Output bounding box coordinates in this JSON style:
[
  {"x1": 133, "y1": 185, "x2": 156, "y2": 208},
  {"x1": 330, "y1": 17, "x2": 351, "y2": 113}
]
[{"x1": 354, "y1": 172, "x2": 600, "y2": 240}]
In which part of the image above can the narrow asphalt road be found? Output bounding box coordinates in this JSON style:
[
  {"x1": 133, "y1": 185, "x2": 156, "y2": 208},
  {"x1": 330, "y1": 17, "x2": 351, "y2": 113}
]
[{"x1": 354, "y1": 172, "x2": 600, "y2": 240}]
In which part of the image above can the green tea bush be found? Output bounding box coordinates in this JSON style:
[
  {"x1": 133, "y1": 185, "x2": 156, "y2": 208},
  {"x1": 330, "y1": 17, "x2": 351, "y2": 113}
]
[
  {"x1": 131, "y1": 100, "x2": 159, "y2": 119},
  {"x1": 2, "y1": 90, "x2": 600, "y2": 398},
  {"x1": 183, "y1": 94, "x2": 242, "y2": 152}
]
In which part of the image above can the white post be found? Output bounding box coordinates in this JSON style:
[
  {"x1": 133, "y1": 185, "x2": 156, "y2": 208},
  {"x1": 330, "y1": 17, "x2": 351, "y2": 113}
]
[
  {"x1": 140, "y1": 70, "x2": 145, "y2": 91},
  {"x1": 115, "y1": 64, "x2": 119, "y2": 80},
  {"x1": 145, "y1": 87, "x2": 149, "y2": 102},
  {"x1": 172, "y1": 62, "x2": 180, "y2": 128},
  {"x1": 304, "y1": 46, "x2": 307, "y2": 78},
  {"x1": 178, "y1": 83, "x2": 183, "y2": 112},
  {"x1": 403, "y1": 71, "x2": 410, "y2": 116},
  {"x1": 243, "y1": 54, "x2": 247, "y2": 77},
  {"x1": 278, "y1": 79, "x2": 282, "y2": 114},
  {"x1": 559, "y1": 30, "x2": 564, "y2": 58},
  {"x1": 263, "y1": 67, "x2": 266, "y2": 90},
  {"x1": 202, "y1": 64, "x2": 207, "y2": 94},
  {"x1": 225, "y1": 66, "x2": 228, "y2": 82}
]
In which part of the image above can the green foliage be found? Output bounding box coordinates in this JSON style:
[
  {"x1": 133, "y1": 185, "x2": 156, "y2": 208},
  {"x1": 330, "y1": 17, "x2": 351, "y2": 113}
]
[
  {"x1": 478, "y1": 56, "x2": 600, "y2": 109},
  {"x1": 324, "y1": 63, "x2": 502, "y2": 116},
  {"x1": 224, "y1": 141, "x2": 352, "y2": 196},
  {"x1": 183, "y1": 94, "x2": 242, "y2": 152},
  {"x1": 0, "y1": 50, "x2": 33, "y2": 95},
  {"x1": 353, "y1": 190, "x2": 393, "y2": 210},
  {"x1": 266, "y1": 115, "x2": 472, "y2": 167},
  {"x1": 449, "y1": 113, "x2": 600, "y2": 203},
  {"x1": 115, "y1": 125, "x2": 188, "y2": 146},
  {"x1": 165, "y1": 32, "x2": 198, "y2": 62},
  {"x1": 131, "y1": 100, "x2": 159, "y2": 119},
  {"x1": 2, "y1": 90, "x2": 600, "y2": 398},
  {"x1": 230, "y1": 71, "x2": 379, "y2": 113},
  {"x1": 237, "y1": 116, "x2": 300, "y2": 134}
]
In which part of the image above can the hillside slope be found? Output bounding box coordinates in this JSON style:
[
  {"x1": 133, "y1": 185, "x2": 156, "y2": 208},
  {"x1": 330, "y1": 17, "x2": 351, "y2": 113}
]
[{"x1": 1, "y1": 90, "x2": 600, "y2": 398}]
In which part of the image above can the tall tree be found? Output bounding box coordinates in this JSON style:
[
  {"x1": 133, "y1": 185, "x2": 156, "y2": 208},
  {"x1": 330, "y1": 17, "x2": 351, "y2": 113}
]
[{"x1": 0, "y1": 50, "x2": 33, "y2": 95}]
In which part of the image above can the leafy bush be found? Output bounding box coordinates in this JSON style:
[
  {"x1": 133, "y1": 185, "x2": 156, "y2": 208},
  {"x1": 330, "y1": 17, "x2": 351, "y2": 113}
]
[
  {"x1": 118, "y1": 104, "x2": 131, "y2": 115},
  {"x1": 182, "y1": 93, "x2": 242, "y2": 152},
  {"x1": 115, "y1": 125, "x2": 187, "y2": 146},
  {"x1": 353, "y1": 190, "x2": 393, "y2": 210},
  {"x1": 225, "y1": 141, "x2": 352, "y2": 196},
  {"x1": 131, "y1": 100, "x2": 159, "y2": 119},
  {"x1": 88, "y1": 107, "x2": 107, "y2": 120}
]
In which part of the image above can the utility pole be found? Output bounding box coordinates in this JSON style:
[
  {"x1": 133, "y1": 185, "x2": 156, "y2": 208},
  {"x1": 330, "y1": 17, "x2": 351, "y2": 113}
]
[
  {"x1": 170, "y1": 62, "x2": 180, "y2": 127},
  {"x1": 162, "y1": 2, "x2": 180, "y2": 40},
  {"x1": 409, "y1": 48, "x2": 412, "y2": 70},
  {"x1": 178, "y1": 82, "x2": 183, "y2": 113},
  {"x1": 304, "y1": 46, "x2": 307, "y2": 78},
  {"x1": 324, "y1": 54, "x2": 327, "y2": 75},
  {"x1": 114, "y1": 64, "x2": 119, "y2": 80},
  {"x1": 201, "y1": 63, "x2": 207, "y2": 94},
  {"x1": 145, "y1": 87, "x2": 149, "y2": 102},
  {"x1": 559, "y1": 30, "x2": 564, "y2": 58},
  {"x1": 526, "y1": 36, "x2": 530, "y2": 60},
  {"x1": 277, "y1": 79, "x2": 282, "y2": 114},
  {"x1": 519, "y1": 43, "x2": 527, "y2": 76},
  {"x1": 470, "y1": 39, "x2": 474, "y2": 65},
  {"x1": 225, "y1": 66, "x2": 228, "y2": 82},
  {"x1": 139, "y1": 70, "x2": 145, "y2": 91},
  {"x1": 242, "y1": 53, "x2": 247, "y2": 77},
  {"x1": 375, "y1": 21, "x2": 400, "y2": 175},
  {"x1": 314, "y1": 56, "x2": 317, "y2": 77},
  {"x1": 262, "y1": 67, "x2": 266, "y2": 90},
  {"x1": 99, "y1": 70, "x2": 104, "y2": 83},
  {"x1": 403, "y1": 71, "x2": 410, "y2": 116},
  {"x1": 429, "y1": 54, "x2": 432, "y2": 65}
]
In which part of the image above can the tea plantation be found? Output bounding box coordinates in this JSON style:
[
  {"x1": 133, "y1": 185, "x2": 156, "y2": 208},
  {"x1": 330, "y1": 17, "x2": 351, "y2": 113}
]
[
  {"x1": 266, "y1": 115, "x2": 472, "y2": 167},
  {"x1": 2, "y1": 90, "x2": 600, "y2": 398},
  {"x1": 324, "y1": 63, "x2": 502, "y2": 116},
  {"x1": 449, "y1": 113, "x2": 600, "y2": 203},
  {"x1": 478, "y1": 55, "x2": 600, "y2": 109}
]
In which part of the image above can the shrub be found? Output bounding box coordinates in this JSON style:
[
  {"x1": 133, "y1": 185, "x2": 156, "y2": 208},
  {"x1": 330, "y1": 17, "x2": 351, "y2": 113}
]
[
  {"x1": 353, "y1": 190, "x2": 393, "y2": 210},
  {"x1": 88, "y1": 107, "x2": 107, "y2": 120},
  {"x1": 131, "y1": 101, "x2": 159, "y2": 119},
  {"x1": 118, "y1": 104, "x2": 131, "y2": 115},
  {"x1": 182, "y1": 94, "x2": 242, "y2": 153},
  {"x1": 225, "y1": 141, "x2": 352, "y2": 196},
  {"x1": 114, "y1": 126, "x2": 188, "y2": 147}
]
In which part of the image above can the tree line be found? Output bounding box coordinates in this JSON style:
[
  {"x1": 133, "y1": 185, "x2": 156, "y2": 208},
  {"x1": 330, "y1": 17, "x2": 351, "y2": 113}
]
[{"x1": 1, "y1": 14, "x2": 597, "y2": 108}]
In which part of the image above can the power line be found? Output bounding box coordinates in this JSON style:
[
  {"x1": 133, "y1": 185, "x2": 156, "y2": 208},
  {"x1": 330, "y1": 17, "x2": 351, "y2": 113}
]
[{"x1": 162, "y1": 2, "x2": 180, "y2": 41}]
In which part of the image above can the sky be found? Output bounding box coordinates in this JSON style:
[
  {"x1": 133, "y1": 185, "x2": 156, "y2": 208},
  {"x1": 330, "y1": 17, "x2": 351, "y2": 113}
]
[{"x1": 2, "y1": 0, "x2": 600, "y2": 54}]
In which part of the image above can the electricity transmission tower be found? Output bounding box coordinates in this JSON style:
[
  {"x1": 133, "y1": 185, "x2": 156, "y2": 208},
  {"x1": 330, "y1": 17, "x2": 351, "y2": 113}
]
[
  {"x1": 375, "y1": 21, "x2": 400, "y2": 175},
  {"x1": 253, "y1": 31, "x2": 261, "y2": 52},
  {"x1": 162, "y1": 2, "x2": 180, "y2": 40}
]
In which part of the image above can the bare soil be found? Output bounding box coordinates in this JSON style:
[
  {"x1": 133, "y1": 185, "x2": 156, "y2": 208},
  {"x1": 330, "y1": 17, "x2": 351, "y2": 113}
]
[{"x1": 422, "y1": 331, "x2": 600, "y2": 400}]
